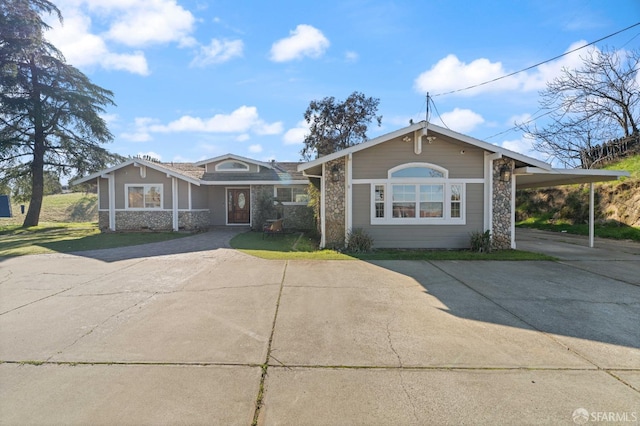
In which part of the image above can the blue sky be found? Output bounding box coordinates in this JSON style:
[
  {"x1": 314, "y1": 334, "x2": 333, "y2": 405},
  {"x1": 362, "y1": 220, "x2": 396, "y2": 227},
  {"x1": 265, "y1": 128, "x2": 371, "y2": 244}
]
[{"x1": 45, "y1": 0, "x2": 640, "y2": 165}]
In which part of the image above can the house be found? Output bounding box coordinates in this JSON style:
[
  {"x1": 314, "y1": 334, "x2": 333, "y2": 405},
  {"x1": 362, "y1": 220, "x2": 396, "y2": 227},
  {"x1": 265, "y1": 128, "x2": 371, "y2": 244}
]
[
  {"x1": 74, "y1": 121, "x2": 628, "y2": 249},
  {"x1": 297, "y1": 121, "x2": 629, "y2": 250},
  {"x1": 73, "y1": 154, "x2": 312, "y2": 232}
]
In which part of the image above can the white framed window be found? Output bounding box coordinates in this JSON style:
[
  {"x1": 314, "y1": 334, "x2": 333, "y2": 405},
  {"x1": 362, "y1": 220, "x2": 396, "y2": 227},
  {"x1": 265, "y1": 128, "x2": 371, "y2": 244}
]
[
  {"x1": 215, "y1": 160, "x2": 249, "y2": 171},
  {"x1": 274, "y1": 185, "x2": 309, "y2": 204},
  {"x1": 125, "y1": 184, "x2": 162, "y2": 209},
  {"x1": 370, "y1": 163, "x2": 465, "y2": 225},
  {"x1": 374, "y1": 185, "x2": 385, "y2": 218}
]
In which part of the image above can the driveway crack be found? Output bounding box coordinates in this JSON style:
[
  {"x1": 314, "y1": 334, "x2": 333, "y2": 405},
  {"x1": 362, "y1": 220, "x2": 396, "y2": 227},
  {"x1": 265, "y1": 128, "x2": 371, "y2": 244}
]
[
  {"x1": 46, "y1": 291, "x2": 160, "y2": 362},
  {"x1": 386, "y1": 310, "x2": 419, "y2": 423}
]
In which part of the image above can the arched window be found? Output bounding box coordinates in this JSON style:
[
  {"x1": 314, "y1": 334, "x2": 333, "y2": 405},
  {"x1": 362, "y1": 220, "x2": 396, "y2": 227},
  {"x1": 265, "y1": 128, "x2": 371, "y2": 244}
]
[
  {"x1": 372, "y1": 162, "x2": 464, "y2": 224},
  {"x1": 388, "y1": 163, "x2": 447, "y2": 179},
  {"x1": 215, "y1": 160, "x2": 249, "y2": 171}
]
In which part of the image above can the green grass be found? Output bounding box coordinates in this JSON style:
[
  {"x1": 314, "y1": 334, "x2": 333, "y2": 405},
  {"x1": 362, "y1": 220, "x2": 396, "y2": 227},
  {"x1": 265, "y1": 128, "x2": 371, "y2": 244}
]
[
  {"x1": 0, "y1": 192, "x2": 98, "y2": 226},
  {"x1": 517, "y1": 217, "x2": 640, "y2": 241},
  {"x1": 0, "y1": 223, "x2": 189, "y2": 257},
  {"x1": 231, "y1": 231, "x2": 555, "y2": 261},
  {"x1": 602, "y1": 154, "x2": 640, "y2": 179},
  {"x1": 230, "y1": 231, "x2": 352, "y2": 260}
]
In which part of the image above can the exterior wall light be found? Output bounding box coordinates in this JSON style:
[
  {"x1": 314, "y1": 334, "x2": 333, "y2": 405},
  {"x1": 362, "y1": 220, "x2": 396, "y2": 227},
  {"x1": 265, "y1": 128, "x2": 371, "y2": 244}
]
[
  {"x1": 499, "y1": 165, "x2": 512, "y2": 182},
  {"x1": 331, "y1": 164, "x2": 341, "y2": 182}
]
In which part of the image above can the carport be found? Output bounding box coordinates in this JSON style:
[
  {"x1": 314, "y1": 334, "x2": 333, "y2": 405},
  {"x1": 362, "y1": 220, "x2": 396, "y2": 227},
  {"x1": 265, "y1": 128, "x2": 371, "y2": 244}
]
[{"x1": 514, "y1": 166, "x2": 629, "y2": 248}]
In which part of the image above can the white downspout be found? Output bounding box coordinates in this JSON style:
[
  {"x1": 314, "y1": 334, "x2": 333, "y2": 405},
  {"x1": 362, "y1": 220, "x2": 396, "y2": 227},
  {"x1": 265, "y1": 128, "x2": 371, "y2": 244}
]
[{"x1": 106, "y1": 173, "x2": 115, "y2": 231}]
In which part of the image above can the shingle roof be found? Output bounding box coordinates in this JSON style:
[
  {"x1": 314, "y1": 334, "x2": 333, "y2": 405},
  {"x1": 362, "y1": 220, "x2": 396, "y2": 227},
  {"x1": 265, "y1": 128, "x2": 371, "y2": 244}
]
[{"x1": 161, "y1": 161, "x2": 307, "y2": 183}]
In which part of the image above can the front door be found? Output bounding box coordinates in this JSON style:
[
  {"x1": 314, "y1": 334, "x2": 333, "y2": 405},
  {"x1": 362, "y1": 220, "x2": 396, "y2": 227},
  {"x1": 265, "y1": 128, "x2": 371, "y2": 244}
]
[{"x1": 227, "y1": 188, "x2": 250, "y2": 224}]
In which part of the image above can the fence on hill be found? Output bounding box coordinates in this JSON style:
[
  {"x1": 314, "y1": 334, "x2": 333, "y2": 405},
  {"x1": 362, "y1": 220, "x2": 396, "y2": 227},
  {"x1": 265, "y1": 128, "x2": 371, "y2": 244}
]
[{"x1": 580, "y1": 133, "x2": 640, "y2": 169}]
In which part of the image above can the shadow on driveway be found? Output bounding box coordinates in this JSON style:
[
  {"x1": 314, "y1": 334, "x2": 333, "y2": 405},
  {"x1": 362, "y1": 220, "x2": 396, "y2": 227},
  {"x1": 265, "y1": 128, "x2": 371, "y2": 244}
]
[{"x1": 67, "y1": 227, "x2": 248, "y2": 262}]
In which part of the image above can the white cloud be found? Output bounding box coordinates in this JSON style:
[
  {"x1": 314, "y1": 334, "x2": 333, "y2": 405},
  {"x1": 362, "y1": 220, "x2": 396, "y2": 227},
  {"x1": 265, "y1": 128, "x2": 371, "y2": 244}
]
[
  {"x1": 270, "y1": 24, "x2": 330, "y2": 62},
  {"x1": 500, "y1": 136, "x2": 546, "y2": 162},
  {"x1": 190, "y1": 38, "x2": 244, "y2": 67},
  {"x1": 435, "y1": 108, "x2": 485, "y2": 133},
  {"x1": 148, "y1": 106, "x2": 282, "y2": 136},
  {"x1": 236, "y1": 134, "x2": 250, "y2": 142},
  {"x1": 255, "y1": 121, "x2": 284, "y2": 135},
  {"x1": 283, "y1": 121, "x2": 309, "y2": 145},
  {"x1": 415, "y1": 54, "x2": 520, "y2": 96},
  {"x1": 414, "y1": 41, "x2": 594, "y2": 96},
  {"x1": 101, "y1": 0, "x2": 196, "y2": 47},
  {"x1": 46, "y1": 0, "x2": 199, "y2": 74},
  {"x1": 120, "y1": 117, "x2": 157, "y2": 142},
  {"x1": 248, "y1": 144, "x2": 263, "y2": 153},
  {"x1": 46, "y1": 10, "x2": 149, "y2": 75},
  {"x1": 345, "y1": 51, "x2": 359, "y2": 62}
]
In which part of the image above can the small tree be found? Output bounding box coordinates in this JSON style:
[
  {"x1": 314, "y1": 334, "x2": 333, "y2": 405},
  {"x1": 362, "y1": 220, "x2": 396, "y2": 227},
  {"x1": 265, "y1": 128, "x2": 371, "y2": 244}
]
[
  {"x1": 301, "y1": 91, "x2": 382, "y2": 160},
  {"x1": 519, "y1": 47, "x2": 639, "y2": 167}
]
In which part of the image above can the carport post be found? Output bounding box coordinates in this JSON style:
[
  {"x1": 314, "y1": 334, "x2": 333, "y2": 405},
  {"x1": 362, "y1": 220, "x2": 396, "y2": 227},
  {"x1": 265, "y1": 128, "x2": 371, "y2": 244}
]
[{"x1": 589, "y1": 182, "x2": 594, "y2": 248}]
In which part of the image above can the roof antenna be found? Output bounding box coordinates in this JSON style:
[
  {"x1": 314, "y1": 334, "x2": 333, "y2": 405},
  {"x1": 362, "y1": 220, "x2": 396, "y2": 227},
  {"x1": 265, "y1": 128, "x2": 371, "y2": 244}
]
[{"x1": 424, "y1": 93, "x2": 436, "y2": 143}]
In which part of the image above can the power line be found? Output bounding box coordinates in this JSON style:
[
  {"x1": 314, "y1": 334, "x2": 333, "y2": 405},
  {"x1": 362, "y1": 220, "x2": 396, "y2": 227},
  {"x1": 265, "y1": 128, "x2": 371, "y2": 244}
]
[{"x1": 432, "y1": 21, "x2": 640, "y2": 97}]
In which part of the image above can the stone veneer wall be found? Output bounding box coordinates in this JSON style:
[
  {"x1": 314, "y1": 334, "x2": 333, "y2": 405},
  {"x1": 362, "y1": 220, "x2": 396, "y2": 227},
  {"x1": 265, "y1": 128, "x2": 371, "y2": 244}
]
[
  {"x1": 492, "y1": 158, "x2": 514, "y2": 249},
  {"x1": 250, "y1": 185, "x2": 314, "y2": 231},
  {"x1": 98, "y1": 210, "x2": 209, "y2": 231},
  {"x1": 324, "y1": 157, "x2": 346, "y2": 248}
]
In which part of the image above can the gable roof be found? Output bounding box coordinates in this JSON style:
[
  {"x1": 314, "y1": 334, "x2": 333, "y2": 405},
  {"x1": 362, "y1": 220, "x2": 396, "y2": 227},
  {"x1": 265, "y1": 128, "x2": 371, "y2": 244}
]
[
  {"x1": 72, "y1": 158, "x2": 203, "y2": 186},
  {"x1": 71, "y1": 157, "x2": 309, "y2": 186},
  {"x1": 194, "y1": 153, "x2": 274, "y2": 169},
  {"x1": 297, "y1": 120, "x2": 553, "y2": 173}
]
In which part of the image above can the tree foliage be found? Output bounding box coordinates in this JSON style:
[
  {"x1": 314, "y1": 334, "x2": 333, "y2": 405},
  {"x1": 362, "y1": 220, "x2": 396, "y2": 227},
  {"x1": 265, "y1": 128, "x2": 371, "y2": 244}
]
[
  {"x1": 1, "y1": 0, "x2": 118, "y2": 226},
  {"x1": 301, "y1": 91, "x2": 382, "y2": 160},
  {"x1": 519, "y1": 47, "x2": 639, "y2": 168}
]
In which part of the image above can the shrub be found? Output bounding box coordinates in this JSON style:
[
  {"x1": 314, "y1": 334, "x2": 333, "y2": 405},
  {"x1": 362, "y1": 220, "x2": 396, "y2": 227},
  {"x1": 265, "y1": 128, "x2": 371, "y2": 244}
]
[
  {"x1": 346, "y1": 228, "x2": 374, "y2": 253},
  {"x1": 470, "y1": 230, "x2": 491, "y2": 253}
]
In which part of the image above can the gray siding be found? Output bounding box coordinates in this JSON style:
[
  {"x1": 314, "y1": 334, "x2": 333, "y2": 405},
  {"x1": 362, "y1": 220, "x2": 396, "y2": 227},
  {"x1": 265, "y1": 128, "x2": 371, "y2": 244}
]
[
  {"x1": 98, "y1": 178, "x2": 109, "y2": 209},
  {"x1": 352, "y1": 183, "x2": 484, "y2": 249},
  {"x1": 191, "y1": 185, "x2": 209, "y2": 209},
  {"x1": 352, "y1": 133, "x2": 484, "y2": 180},
  {"x1": 113, "y1": 165, "x2": 174, "y2": 209},
  {"x1": 178, "y1": 180, "x2": 189, "y2": 209},
  {"x1": 209, "y1": 186, "x2": 227, "y2": 225}
]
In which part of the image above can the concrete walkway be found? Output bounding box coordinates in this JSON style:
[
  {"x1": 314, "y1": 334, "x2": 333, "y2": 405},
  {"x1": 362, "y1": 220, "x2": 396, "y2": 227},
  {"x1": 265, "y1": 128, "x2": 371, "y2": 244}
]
[{"x1": 1, "y1": 229, "x2": 638, "y2": 425}]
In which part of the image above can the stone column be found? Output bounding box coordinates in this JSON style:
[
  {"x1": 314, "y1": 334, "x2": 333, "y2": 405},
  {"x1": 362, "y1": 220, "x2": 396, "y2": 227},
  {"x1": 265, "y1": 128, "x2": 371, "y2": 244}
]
[
  {"x1": 324, "y1": 157, "x2": 346, "y2": 248},
  {"x1": 492, "y1": 158, "x2": 514, "y2": 250}
]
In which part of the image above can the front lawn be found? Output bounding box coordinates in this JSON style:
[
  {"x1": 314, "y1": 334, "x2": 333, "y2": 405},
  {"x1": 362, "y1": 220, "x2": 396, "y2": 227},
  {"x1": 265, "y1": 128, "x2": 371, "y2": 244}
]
[
  {"x1": 230, "y1": 231, "x2": 555, "y2": 261},
  {"x1": 0, "y1": 223, "x2": 189, "y2": 257}
]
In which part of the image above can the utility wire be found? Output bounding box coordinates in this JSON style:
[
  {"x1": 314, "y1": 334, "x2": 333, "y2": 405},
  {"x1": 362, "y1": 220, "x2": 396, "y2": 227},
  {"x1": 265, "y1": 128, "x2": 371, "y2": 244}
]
[{"x1": 432, "y1": 21, "x2": 640, "y2": 97}]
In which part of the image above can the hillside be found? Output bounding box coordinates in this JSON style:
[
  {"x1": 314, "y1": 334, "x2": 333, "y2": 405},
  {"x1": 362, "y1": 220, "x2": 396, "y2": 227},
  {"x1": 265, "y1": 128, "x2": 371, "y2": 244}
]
[
  {"x1": 0, "y1": 192, "x2": 98, "y2": 227},
  {"x1": 517, "y1": 154, "x2": 640, "y2": 228}
]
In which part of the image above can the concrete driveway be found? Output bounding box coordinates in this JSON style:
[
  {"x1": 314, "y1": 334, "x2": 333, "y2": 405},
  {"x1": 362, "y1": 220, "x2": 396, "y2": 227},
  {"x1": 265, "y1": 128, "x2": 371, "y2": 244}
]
[{"x1": 1, "y1": 229, "x2": 638, "y2": 425}]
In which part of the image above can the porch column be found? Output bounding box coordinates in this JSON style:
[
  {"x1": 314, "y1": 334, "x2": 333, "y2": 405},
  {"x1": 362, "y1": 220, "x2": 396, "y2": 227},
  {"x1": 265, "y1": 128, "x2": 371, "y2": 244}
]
[
  {"x1": 172, "y1": 177, "x2": 179, "y2": 232},
  {"x1": 589, "y1": 182, "x2": 594, "y2": 248},
  {"x1": 320, "y1": 163, "x2": 326, "y2": 248},
  {"x1": 104, "y1": 173, "x2": 115, "y2": 231}
]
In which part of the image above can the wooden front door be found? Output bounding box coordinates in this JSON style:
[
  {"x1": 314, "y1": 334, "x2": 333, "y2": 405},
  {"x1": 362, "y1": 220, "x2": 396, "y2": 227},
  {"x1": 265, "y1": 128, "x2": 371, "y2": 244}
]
[{"x1": 227, "y1": 188, "x2": 250, "y2": 224}]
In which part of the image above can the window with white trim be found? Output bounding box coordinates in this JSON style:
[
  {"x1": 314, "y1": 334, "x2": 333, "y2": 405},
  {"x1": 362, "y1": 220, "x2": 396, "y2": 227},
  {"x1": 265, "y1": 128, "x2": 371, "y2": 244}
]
[
  {"x1": 215, "y1": 160, "x2": 249, "y2": 171},
  {"x1": 274, "y1": 185, "x2": 309, "y2": 204},
  {"x1": 370, "y1": 163, "x2": 465, "y2": 225},
  {"x1": 126, "y1": 184, "x2": 162, "y2": 209}
]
